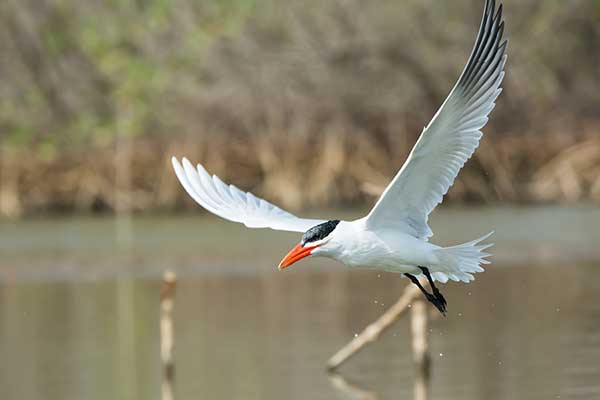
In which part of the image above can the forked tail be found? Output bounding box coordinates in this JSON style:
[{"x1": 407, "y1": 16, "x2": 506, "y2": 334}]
[{"x1": 431, "y1": 231, "x2": 494, "y2": 283}]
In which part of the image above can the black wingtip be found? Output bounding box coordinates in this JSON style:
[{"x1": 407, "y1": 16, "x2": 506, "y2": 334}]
[{"x1": 495, "y1": 4, "x2": 504, "y2": 22}]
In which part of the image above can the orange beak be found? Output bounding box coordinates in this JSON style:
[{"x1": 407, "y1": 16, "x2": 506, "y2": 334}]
[{"x1": 278, "y1": 243, "x2": 318, "y2": 270}]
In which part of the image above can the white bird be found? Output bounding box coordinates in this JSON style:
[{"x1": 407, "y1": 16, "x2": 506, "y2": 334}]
[{"x1": 171, "y1": 0, "x2": 507, "y2": 315}]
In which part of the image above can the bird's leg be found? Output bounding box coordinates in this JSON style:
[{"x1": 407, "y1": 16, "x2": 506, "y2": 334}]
[
  {"x1": 404, "y1": 273, "x2": 446, "y2": 316},
  {"x1": 419, "y1": 267, "x2": 447, "y2": 309}
]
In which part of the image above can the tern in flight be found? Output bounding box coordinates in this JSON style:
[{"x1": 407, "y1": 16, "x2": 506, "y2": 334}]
[{"x1": 172, "y1": 0, "x2": 507, "y2": 315}]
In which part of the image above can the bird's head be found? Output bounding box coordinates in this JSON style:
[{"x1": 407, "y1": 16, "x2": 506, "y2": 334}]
[{"x1": 278, "y1": 220, "x2": 341, "y2": 270}]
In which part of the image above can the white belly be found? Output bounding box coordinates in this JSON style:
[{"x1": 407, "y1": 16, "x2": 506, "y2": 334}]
[{"x1": 335, "y1": 228, "x2": 440, "y2": 273}]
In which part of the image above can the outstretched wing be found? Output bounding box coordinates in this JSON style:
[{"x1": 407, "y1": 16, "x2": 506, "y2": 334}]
[
  {"x1": 365, "y1": 0, "x2": 507, "y2": 239},
  {"x1": 172, "y1": 157, "x2": 325, "y2": 232}
]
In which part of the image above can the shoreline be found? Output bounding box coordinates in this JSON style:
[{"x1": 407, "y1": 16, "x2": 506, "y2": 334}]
[{"x1": 1, "y1": 132, "x2": 599, "y2": 218}]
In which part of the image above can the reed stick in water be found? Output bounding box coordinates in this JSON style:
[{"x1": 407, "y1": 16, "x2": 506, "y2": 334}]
[
  {"x1": 327, "y1": 278, "x2": 429, "y2": 371},
  {"x1": 160, "y1": 270, "x2": 177, "y2": 400}
]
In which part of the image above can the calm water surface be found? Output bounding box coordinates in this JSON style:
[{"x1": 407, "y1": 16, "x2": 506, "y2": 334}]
[{"x1": 0, "y1": 207, "x2": 599, "y2": 400}]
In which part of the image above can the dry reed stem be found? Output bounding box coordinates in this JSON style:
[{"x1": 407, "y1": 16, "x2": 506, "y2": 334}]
[
  {"x1": 3, "y1": 133, "x2": 600, "y2": 216},
  {"x1": 328, "y1": 373, "x2": 379, "y2": 400},
  {"x1": 160, "y1": 270, "x2": 177, "y2": 400},
  {"x1": 329, "y1": 367, "x2": 430, "y2": 400},
  {"x1": 411, "y1": 299, "x2": 430, "y2": 400},
  {"x1": 327, "y1": 279, "x2": 427, "y2": 371},
  {"x1": 0, "y1": 144, "x2": 22, "y2": 218}
]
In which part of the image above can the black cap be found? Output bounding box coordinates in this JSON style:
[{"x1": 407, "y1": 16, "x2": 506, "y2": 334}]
[{"x1": 301, "y1": 220, "x2": 340, "y2": 246}]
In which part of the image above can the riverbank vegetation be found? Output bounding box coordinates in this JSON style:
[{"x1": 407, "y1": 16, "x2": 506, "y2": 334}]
[{"x1": 1, "y1": 0, "x2": 599, "y2": 217}]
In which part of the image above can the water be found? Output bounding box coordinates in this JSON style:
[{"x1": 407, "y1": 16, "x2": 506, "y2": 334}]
[{"x1": 0, "y1": 207, "x2": 599, "y2": 400}]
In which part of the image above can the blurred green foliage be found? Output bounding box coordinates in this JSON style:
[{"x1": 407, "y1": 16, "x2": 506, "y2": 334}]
[
  {"x1": 1, "y1": 0, "x2": 256, "y2": 150},
  {"x1": 1, "y1": 0, "x2": 598, "y2": 154},
  {"x1": 0, "y1": 0, "x2": 599, "y2": 214}
]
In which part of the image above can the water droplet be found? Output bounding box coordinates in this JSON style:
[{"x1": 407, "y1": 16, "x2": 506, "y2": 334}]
[
  {"x1": 377, "y1": 274, "x2": 381, "y2": 278},
  {"x1": 354, "y1": 333, "x2": 358, "y2": 338},
  {"x1": 374, "y1": 300, "x2": 378, "y2": 304},
  {"x1": 555, "y1": 307, "x2": 560, "y2": 312},
  {"x1": 439, "y1": 353, "x2": 444, "y2": 357},
  {"x1": 458, "y1": 312, "x2": 463, "y2": 317},
  {"x1": 498, "y1": 361, "x2": 502, "y2": 365},
  {"x1": 408, "y1": 304, "x2": 412, "y2": 308},
  {"x1": 468, "y1": 292, "x2": 472, "y2": 296}
]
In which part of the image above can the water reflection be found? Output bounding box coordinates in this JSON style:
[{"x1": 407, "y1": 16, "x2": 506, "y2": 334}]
[
  {"x1": 329, "y1": 368, "x2": 429, "y2": 400},
  {"x1": 2, "y1": 262, "x2": 598, "y2": 399},
  {"x1": 1, "y1": 211, "x2": 600, "y2": 399},
  {"x1": 329, "y1": 373, "x2": 379, "y2": 400}
]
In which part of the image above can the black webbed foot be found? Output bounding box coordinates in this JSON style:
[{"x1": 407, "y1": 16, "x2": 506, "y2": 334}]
[
  {"x1": 424, "y1": 292, "x2": 447, "y2": 316},
  {"x1": 432, "y1": 287, "x2": 447, "y2": 308},
  {"x1": 405, "y1": 272, "x2": 447, "y2": 316},
  {"x1": 419, "y1": 266, "x2": 448, "y2": 311}
]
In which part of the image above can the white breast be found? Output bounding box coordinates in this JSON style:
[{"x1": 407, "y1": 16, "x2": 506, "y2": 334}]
[{"x1": 326, "y1": 219, "x2": 440, "y2": 273}]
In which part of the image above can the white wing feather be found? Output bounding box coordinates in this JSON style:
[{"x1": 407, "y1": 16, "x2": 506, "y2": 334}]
[
  {"x1": 172, "y1": 157, "x2": 325, "y2": 232},
  {"x1": 366, "y1": 0, "x2": 507, "y2": 239}
]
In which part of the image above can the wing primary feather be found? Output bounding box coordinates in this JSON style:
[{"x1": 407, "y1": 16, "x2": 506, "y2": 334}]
[
  {"x1": 171, "y1": 157, "x2": 326, "y2": 232},
  {"x1": 172, "y1": 158, "x2": 226, "y2": 217},
  {"x1": 192, "y1": 161, "x2": 226, "y2": 209},
  {"x1": 462, "y1": 10, "x2": 503, "y2": 91},
  {"x1": 464, "y1": 33, "x2": 506, "y2": 95},
  {"x1": 182, "y1": 159, "x2": 224, "y2": 212},
  {"x1": 462, "y1": 0, "x2": 495, "y2": 85},
  {"x1": 365, "y1": 0, "x2": 507, "y2": 239}
]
